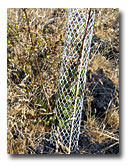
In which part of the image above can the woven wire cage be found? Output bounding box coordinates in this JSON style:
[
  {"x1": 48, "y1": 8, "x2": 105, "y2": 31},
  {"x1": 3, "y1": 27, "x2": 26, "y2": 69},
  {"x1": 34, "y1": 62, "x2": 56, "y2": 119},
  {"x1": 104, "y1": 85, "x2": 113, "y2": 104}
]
[{"x1": 51, "y1": 8, "x2": 95, "y2": 154}]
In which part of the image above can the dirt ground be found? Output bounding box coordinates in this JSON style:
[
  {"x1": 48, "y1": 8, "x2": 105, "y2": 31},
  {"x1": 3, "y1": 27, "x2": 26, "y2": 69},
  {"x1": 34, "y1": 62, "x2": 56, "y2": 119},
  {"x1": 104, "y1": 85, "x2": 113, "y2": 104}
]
[{"x1": 7, "y1": 8, "x2": 119, "y2": 154}]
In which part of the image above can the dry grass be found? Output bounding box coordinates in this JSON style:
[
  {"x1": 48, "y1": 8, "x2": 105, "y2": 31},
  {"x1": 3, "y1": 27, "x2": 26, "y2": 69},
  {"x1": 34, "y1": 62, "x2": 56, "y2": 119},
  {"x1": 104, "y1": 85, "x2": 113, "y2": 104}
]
[
  {"x1": 83, "y1": 8, "x2": 119, "y2": 146},
  {"x1": 7, "y1": 8, "x2": 119, "y2": 154}
]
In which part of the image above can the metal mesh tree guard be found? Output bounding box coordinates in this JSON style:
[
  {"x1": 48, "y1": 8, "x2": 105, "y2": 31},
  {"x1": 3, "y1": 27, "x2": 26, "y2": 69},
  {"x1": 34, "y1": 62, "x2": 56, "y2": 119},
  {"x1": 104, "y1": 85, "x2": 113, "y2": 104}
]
[{"x1": 51, "y1": 8, "x2": 95, "y2": 154}]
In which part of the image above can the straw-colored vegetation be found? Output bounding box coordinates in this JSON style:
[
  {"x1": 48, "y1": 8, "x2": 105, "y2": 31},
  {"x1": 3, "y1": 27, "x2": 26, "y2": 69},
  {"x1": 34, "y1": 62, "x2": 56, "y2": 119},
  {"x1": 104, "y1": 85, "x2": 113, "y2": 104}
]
[{"x1": 7, "y1": 8, "x2": 119, "y2": 154}]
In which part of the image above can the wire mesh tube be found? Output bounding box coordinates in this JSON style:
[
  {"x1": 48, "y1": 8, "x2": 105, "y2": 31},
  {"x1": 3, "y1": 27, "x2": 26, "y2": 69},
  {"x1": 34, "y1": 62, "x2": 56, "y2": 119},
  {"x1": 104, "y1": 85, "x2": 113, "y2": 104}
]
[{"x1": 51, "y1": 8, "x2": 95, "y2": 154}]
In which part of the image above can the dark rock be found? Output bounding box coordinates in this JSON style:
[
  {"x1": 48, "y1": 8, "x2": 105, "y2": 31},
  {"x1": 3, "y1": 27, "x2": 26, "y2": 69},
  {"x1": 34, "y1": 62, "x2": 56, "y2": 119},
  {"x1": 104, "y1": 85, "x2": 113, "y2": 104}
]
[
  {"x1": 81, "y1": 110, "x2": 87, "y2": 121},
  {"x1": 70, "y1": 149, "x2": 80, "y2": 154},
  {"x1": 34, "y1": 134, "x2": 119, "y2": 154},
  {"x1": 35, "y1": 142, "x2": 44, "y2": 154},
  {"x1": 105, "y1": 143, "x2": 119, "y2": 154},
  {"x1": 84, "y1": 69, "x2": 119, "y2": 118},
  {"x1": 78, "y1": 135, "x2": 90, "y2": 149},
  {"x1": 78, "y1": 135, "x2": 119, "y2": 154}
]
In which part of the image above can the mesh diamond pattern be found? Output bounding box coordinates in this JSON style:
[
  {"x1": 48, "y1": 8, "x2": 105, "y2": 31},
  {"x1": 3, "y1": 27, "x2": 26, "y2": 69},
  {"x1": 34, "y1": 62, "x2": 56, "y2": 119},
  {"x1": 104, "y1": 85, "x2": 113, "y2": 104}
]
[{"x1": 51, "y1": 8, "x2": 95, "y2": 153}]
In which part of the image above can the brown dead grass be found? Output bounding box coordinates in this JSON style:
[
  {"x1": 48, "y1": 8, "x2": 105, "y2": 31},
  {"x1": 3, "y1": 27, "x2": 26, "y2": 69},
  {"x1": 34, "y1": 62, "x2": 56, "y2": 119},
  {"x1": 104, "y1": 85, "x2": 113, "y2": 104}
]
[{"x1": 7, "y1": 8, "x2": 119, "y2": 154}]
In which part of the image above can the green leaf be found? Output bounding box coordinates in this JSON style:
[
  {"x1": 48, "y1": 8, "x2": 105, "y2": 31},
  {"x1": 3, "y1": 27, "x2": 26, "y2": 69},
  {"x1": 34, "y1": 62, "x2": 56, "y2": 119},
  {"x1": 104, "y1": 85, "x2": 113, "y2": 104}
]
[
  {"x1": 36, "y1": 98, "x2": 49, "y2": 111},
  {"x1": 33, "y1": 120, "x2": 39, "y2": 126},
  {"x1": 43, "y1": 118, "x2": 50, "y2": 126},
  {"x1": 72, "y1": 84, "x2": 77, "y2": 95}
]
